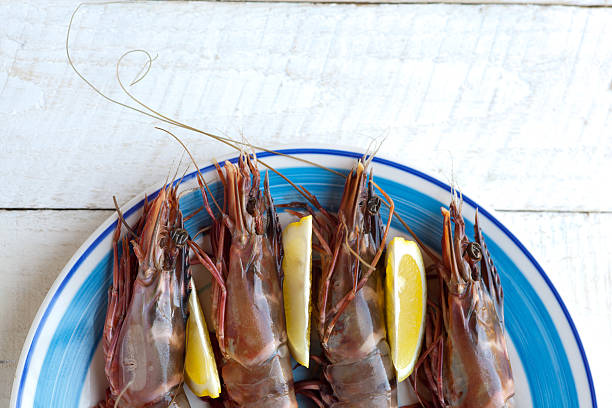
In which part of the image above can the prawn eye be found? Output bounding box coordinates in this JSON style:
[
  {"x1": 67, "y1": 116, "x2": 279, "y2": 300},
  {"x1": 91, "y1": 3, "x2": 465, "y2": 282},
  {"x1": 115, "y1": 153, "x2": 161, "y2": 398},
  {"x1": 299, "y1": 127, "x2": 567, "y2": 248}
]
[
  {"x1": 367, "y1": 196, "x2": 381, "y2": 215},
  {"x1": 466, "y1": 242, "x2": 482, "y2": 262},
  {"x1": 246, "y1": 196, "x2": 257, "y2": 216},
  {"x1": 171, "y1": 228, "x2": 189, "y2": 247}
]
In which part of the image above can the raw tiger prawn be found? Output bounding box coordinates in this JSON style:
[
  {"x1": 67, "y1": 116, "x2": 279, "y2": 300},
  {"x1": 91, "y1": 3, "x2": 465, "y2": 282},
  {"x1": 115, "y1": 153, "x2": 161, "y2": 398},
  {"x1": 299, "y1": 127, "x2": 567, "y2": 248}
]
[
  {"x1": 186, "y1": 151, "x2": 298, "y2": 407},
  {"x1": 405, "y1": 194, "x2": 515, "y2": 408},
  {"x1": 276, "y1": 156, "x2": 398, "y2": 408},
  {"x1": 99, "y1": 182, "x2": 192, "y2": 408}
]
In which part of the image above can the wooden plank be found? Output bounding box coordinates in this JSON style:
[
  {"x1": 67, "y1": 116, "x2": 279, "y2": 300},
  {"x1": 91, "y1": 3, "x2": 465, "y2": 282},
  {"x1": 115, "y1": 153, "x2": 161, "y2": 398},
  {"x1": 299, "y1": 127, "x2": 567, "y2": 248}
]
[
  {"x1": 242, "y1": 0, "x2": 612, "y2": 4},
  {"x1": 0, "y1": 1, "x2": 611, "y2": 211},
  {"x1": 0, "y1": 210, "x2": 114, "y2": 406},
  {"x1": 497, "y1": 210, "x2": 612, "y2": 405},
  {"x1": 1, "y1": 209, "x2": 610, "y2": 404}
]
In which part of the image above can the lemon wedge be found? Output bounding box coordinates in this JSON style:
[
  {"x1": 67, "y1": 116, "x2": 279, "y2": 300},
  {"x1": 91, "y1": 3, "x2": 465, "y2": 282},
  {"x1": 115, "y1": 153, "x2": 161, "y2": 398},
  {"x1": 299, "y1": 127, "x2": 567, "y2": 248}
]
[
  {"x1": 385, "y1": 237, "x2": 427, "y2": 382},
  {"x1": 282, "y1": 215, "x2": 312, "y2": 368},
  {"x1": 185, "y1": 277, "x2": 221, "y2": 398}
]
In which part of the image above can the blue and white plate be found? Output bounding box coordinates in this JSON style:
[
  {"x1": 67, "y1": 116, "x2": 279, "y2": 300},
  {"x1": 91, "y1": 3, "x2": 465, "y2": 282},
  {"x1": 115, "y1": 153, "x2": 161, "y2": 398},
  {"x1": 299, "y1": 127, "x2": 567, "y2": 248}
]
[{"x1": 11, "y1": 148, "x2": 596, "y2": 408}]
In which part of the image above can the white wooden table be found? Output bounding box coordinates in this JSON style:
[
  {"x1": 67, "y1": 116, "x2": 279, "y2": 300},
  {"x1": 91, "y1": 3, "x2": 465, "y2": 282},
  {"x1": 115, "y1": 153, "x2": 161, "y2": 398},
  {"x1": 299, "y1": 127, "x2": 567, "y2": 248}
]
[{"x1": 1, "y1": 1, "x2": 611, "y2": 406}]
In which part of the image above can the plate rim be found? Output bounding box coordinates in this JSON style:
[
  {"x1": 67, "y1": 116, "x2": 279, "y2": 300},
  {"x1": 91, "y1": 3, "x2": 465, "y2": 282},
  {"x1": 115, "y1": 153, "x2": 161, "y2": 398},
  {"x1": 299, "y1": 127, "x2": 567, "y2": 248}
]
[{"x1": 11, "y1": 147, "x2": 597, "y2": 408}]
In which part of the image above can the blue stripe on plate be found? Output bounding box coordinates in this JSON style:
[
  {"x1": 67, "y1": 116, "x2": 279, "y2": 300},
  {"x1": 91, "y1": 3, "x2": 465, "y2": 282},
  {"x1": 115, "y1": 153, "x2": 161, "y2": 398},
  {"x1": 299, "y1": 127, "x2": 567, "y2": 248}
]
[
  {"x1": 35, "y1": 253, "x2": 111, "y2": 407},
  {"x1": 18, "y1": 148, "x2": 595, "y2": 408}
]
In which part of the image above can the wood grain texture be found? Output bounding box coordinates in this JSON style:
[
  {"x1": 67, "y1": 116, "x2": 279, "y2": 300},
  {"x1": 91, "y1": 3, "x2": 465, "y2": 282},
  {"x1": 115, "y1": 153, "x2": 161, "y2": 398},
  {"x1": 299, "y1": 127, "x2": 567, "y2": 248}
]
[
  {"x1": 243, "y1": 0, "x2": 612, "y2": 4},
  {"x1": 1, "y1": 1, "x2": 611, "y2": 211},
  {"x1": 0, "y1": 210, "x2": 114, "y2": 407}
]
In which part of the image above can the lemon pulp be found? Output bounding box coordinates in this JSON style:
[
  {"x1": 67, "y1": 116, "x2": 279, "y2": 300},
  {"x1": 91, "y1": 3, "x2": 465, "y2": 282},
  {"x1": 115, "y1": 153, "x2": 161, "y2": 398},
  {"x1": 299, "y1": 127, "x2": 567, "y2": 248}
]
[
  {"x1": 184, "y1": 277, "x2": 221, "y2": 398},
  {"x1": 282, "y1": 215, "x2": 312, "y2": 368},
  {"x1": 385, "y1": 237, "x2": 427, "y2": 382}
]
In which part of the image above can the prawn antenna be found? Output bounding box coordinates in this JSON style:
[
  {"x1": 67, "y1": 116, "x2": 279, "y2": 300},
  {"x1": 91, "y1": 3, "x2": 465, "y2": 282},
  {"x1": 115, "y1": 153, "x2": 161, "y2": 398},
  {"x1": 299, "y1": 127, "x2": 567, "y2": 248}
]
[
  {"x1": 113, "y1": 196, "x2": 138, "y2": 240},
  {"x1": 155, "y1": 127, "x2": 223, "y2": 215},
  {"x1": 113, "y1": 377, "x2": 135, "y2": 408},
  {"x1": 66, "y1": 5, "x2": 344, "y2": 177},
  {"x1": 67, "y1": 7, "x2": 436, "y2": 265},
  {"x1": 363, "y1": 133, "x2": 386, "y2": 170}
]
